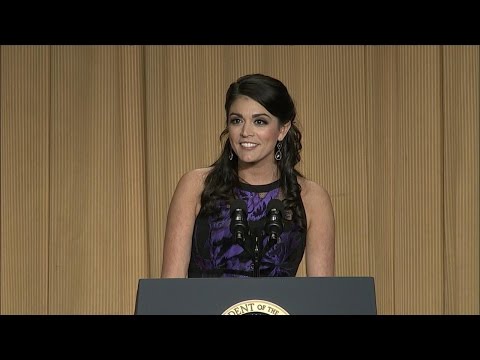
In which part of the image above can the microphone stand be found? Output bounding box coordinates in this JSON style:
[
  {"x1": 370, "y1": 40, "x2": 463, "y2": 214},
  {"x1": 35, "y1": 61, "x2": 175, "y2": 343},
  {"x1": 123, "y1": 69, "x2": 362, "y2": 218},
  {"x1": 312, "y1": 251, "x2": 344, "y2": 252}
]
[
  {"x1": 253, "y1": 235, "x2": 260, "y2": 277},
  {"x1": 233, "y1": 230, "x2": 260, "y2": 277},
  {"x1": 253, "y1": 232, "x2": 281, "y2": 278},
  {"x1": 250, "y1": 222, "x2": 281, "y2": 277},
  {"x1": 248, "y1": 224, "x2": 265, "y2": 278}
]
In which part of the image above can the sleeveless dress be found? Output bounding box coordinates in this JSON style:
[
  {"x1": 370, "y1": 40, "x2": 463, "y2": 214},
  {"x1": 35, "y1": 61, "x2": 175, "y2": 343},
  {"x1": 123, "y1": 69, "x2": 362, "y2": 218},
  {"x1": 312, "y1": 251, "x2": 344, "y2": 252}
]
[{"x1": 188, "y1": 180, "x2": 307, "y2": 278}]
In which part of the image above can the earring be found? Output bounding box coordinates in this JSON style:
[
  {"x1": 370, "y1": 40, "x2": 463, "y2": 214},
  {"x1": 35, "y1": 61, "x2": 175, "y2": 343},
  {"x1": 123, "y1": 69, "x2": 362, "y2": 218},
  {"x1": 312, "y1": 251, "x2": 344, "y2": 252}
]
[
  {"x1": 275, "y1": 142, "x2": 282, "y2": 161},
  {"x1": 229, "y1": 148, "x2": 234, "y2": 161}
]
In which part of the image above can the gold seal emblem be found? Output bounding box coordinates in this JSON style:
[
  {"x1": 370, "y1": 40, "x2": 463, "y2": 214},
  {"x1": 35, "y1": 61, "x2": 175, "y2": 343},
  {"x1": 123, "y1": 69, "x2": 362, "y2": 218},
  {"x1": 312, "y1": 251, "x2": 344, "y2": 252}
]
[{"x1": 222, "y1": 299, "x2": 289, "y2": 315}]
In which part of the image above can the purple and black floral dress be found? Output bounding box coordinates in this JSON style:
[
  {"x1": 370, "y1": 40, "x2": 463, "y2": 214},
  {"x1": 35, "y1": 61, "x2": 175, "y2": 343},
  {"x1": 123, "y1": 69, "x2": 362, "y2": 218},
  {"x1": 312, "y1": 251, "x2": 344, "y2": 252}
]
[{"x1": 188, "y1": 180, "x2": 306, "y2": 278}]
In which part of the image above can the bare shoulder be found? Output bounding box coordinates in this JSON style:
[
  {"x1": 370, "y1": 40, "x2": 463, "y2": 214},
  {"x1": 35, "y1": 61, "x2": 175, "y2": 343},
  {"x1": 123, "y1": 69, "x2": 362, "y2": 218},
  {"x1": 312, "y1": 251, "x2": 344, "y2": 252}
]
[
  {"x1": 171, "y1": 167, "x2": 212, "y2": 207},
  {"x1": 177, "y1": 167, "x2": 211, "y2": 189},
  {"x1": 169, "y1": 167, "x2": 212, "y2": 219},
  {"x1": 298, "y1": 177, "x2": 332, "y2": 206},
  {"x1": 298, "y1": 177, "x2": 334, "y2": 230}
]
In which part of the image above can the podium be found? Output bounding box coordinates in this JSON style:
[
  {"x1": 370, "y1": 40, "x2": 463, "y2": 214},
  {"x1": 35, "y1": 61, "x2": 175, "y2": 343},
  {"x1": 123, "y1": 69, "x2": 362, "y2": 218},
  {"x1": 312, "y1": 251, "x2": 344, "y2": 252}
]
[{"x1": 135, "y1": 277, "x2": 376, "y2": 315}]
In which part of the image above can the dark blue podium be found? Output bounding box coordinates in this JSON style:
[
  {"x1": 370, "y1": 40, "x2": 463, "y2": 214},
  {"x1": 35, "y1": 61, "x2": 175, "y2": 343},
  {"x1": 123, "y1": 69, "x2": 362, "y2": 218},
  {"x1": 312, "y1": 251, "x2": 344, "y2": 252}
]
[{"x1": 135, "y1": 277, "x2": 376, "y2": 315}]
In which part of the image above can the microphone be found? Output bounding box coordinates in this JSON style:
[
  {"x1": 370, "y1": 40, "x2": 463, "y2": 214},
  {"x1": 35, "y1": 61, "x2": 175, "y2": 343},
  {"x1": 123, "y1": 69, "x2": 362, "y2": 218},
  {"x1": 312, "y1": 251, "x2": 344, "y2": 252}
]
[
  {"x1": 230, "y1": 199, "x2": 249, "y2": 242},
  {"x1": 264, "y1": 199, "x2": 284, "y2": 243}
]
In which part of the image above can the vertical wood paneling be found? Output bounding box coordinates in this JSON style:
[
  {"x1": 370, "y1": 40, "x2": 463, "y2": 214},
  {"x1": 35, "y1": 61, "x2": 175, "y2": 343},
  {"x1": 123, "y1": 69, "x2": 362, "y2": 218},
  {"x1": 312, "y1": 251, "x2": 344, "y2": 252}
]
[
  {"x1": 297, "y1": 46, "x2": 369, "y2": 278},
  {"x1": 117, "y1": 46, "x2": 149, "y2": 314},
  {"x1": 395, "y1": 46, "x2": 444, "y2": 314},
  {"x1": 49, "y1": 46, "x2": 148, "y2": 314},
  {"x1": 0, "y1": 46, "x2": 50, "y2": 314},
  {"x1": 365, "y1": 46, "x2": 397, "y2": 314},
  {"x1": 144, "y1": 46, "x2": 168, "y2": 279},
  {"x1": 50, "y1": 46, "x2": 117, "y2": 314},
  {"x1": 443, "y1": 46, "x2": 479, "y2": 314},
  {"x1": 224, "y1": 46, "x2": 266, "y2": 79}
]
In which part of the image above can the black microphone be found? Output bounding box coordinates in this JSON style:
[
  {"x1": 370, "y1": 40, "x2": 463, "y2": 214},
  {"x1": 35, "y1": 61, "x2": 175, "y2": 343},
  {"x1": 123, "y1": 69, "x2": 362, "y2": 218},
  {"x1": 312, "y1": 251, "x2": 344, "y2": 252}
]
[
  {"x1": 230, "y1": 199, "x2": 249, "y2": 242},
  {"x1": 264, "y1": 199, "x2": 284, "y2": 242}
]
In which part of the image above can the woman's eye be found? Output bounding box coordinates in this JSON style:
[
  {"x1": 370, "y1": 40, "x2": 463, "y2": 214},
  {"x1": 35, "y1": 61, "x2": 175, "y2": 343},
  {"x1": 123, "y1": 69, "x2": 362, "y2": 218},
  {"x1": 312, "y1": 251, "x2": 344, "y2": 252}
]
[
  {"x1": 254, "y1": 119, "x2": 267, "y2": 125},
  {"x1": 230, "y1": 118, "x2": 242, "y2": 125}
]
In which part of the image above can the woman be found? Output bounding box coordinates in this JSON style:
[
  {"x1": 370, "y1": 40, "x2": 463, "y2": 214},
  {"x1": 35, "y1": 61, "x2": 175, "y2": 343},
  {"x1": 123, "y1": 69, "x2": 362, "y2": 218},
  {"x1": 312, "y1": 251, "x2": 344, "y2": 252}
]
[{"x1": 161, "y1": 73, "x2": 335, "y2": 278}]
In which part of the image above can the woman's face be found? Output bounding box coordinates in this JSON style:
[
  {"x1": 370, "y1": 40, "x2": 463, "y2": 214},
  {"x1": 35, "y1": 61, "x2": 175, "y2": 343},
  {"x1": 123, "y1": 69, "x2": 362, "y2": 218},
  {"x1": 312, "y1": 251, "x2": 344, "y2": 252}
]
[{"x1": 228, "y1": 96, "x2": 290, "y2": 166}]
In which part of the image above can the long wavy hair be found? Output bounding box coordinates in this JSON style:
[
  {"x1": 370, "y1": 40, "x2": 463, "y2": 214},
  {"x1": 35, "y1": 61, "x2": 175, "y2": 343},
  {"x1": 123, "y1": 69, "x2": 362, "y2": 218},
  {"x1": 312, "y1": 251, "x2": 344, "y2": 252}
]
[{"x1": 200, "y1": 73, "x2": 306, "y2": 231}]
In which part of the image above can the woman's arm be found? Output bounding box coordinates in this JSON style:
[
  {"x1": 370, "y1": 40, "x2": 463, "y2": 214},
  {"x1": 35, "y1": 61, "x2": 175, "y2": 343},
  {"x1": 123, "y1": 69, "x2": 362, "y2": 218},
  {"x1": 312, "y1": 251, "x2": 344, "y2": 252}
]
[
  {"x1": 301, "y1": 180, "x2": 335, "y2": 276},
  {"x1": 161, "y1": 168, "x2": 207, "y2": 278}
]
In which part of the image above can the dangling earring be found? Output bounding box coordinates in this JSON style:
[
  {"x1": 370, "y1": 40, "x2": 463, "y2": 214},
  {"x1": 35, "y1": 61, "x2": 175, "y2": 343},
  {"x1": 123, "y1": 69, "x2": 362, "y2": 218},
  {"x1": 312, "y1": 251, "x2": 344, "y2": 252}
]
[
  {"x1": 229, "y1": 148, "x2": 234, "y2": 161},
  {"x1": 275, "y1": 142, "x2": 282, "y2": 161}
]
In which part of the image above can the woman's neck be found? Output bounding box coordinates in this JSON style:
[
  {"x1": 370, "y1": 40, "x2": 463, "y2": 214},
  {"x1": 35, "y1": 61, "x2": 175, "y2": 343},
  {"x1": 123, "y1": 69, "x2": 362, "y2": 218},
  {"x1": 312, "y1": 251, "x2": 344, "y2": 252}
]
[{"x1": 237, "y1": 163, "x2": 279, "y2": 186}]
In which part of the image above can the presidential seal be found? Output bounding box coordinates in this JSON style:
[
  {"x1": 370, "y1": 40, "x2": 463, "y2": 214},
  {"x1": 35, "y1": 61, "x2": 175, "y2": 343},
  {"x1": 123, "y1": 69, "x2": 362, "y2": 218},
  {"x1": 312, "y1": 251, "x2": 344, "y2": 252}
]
[{"x1": 222, "y1": 299, "x2": 289, "y2": 315}]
